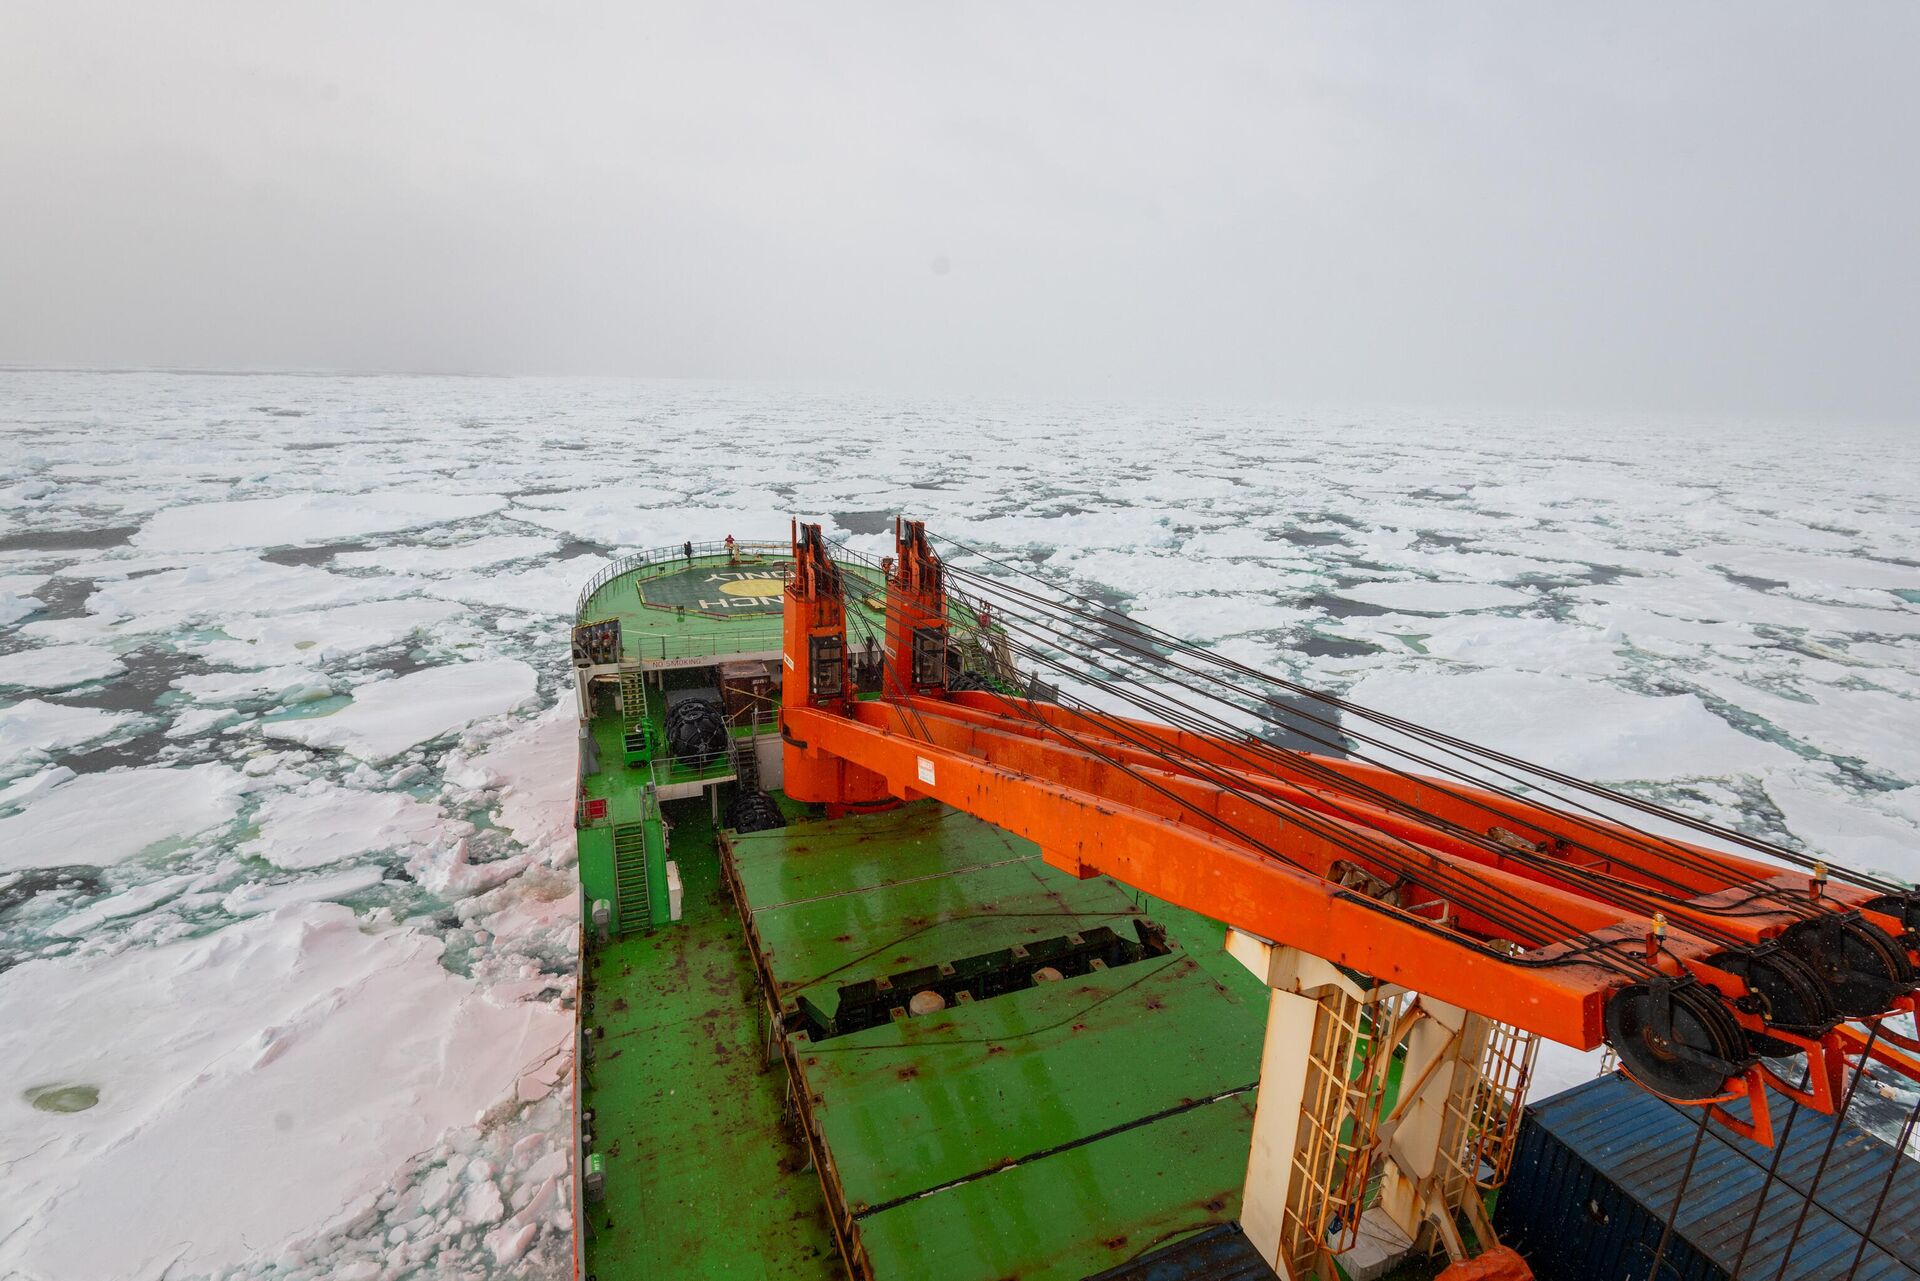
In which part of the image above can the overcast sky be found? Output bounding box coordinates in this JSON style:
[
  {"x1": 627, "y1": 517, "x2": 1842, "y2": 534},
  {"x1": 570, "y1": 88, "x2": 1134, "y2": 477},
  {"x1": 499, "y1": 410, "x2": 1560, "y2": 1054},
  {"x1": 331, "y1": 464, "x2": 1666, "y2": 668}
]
[{"x1": 2, "y1": 3, "x2": 1915, "y2": 418}]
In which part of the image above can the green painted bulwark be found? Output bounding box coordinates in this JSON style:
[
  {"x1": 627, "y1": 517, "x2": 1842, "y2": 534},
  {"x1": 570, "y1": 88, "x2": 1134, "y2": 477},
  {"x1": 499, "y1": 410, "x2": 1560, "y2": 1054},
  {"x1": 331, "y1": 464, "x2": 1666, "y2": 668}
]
[{"x1": 643, "y1": 813, "x2": 669, "y2": 928}]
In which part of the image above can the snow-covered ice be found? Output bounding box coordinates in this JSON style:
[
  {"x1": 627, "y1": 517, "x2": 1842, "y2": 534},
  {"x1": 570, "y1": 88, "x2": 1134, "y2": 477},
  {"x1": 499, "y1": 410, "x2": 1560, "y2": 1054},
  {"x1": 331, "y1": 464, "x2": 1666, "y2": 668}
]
[
  {"x1": 332, "y1": 534, "x2": 561, "y2": 575},
  {"x1": 222, "y1": 863, "x2": 389, "y2": 913},
  {"x1": 444, "y1": 704, "x2": 578, "y2": 861},
  {"x1": 263, "y1": 658, "x2": 539, "y2": 760},
  {"x1": 0, "y1": 764, "x2": 246, "y2": 871},
  {"x1": 134, "y1": 491, "x2": 507, "y2": 553},
  {"x1": 0, "y1": 903, "x2": 568, "y2": 1279},
  {"x1": 242, "y1": 780, "x2": 464, "y2": 870},
  {"x1": 1336, "y1": 579, "x2": 1536, "y2": 614},
  {"x1": 209, "y1": 598, "x2": 467, "y2": 667},
  {"x1": 1343, "y1": 668, "x2": 1796, "y2": 784},
  {"x1": 1, "y1": 371, "x2": 1917, "y2": 1277},
  {"x1": 87, "y1": 557, "x2": 404, "y2": 633},
  {"x1": 174, "y1": 664, "x2": 335, "y2": 706},
  {"x1": 0, "y1": 642, "x2": 124, "y2": 690},
  {"x1": 0, "y1": 698, "x2": 139, "y2": 779}
]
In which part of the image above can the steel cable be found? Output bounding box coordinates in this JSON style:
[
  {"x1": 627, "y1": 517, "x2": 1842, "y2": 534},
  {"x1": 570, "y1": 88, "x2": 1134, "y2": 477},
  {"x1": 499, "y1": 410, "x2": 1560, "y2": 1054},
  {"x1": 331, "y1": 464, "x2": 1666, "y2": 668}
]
[
  {"x1": 1769, "y1": 1025, "x2": 1882, "y2": 1281},
  {"x1": 926, "y1": 532, "x2": 1903, "y2": 898},
  {"x1": 940, "y1": 592, "x2": 1774, "y2": 950},
  {"x1": 1729, "y1": 1067, "x2": 1810, "y2": 1279},
  {"x1": 874, "y1": 589, "x2": 1664, "y2": 977},
  {"x1": 937, "y1": 558, "x2": 1792, "y2": 888},
  {"x1": 1649, "y1": 1100, "x2": 1714, "y2": 1280},
  {"x1": 937, "y1": 554, "x2": 1841, "y2": 912},
  {"x1": 922, "y1": 570, "x2": 1784, "y2": 955},
  {"x1": 1841, "y1": 1082, "x2": 1920, "y2": 1281}
]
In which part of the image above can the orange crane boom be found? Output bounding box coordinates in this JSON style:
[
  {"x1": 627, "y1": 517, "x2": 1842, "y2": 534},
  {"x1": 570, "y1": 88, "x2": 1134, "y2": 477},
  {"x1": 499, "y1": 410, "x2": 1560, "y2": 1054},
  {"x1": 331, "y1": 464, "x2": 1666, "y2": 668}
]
[
  {"x1": 779, "y1": 517, "x2": 1920, "y2": 1122},
  {"x1": 776, "y1": 518, "x2": 1920, "y2": 1280}
]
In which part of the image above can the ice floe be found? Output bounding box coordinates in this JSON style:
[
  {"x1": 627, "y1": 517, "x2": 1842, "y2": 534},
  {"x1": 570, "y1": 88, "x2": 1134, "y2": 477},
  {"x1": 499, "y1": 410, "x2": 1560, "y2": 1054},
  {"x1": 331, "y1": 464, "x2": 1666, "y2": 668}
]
[
  {"x1": 203, "y1": 598, "x2": 467, "y2": 667},
  {"x1": 0, "y1": 902, "x2": 570, "y2": 1279},
  {"x1": 0, "y1": 642, "x2": 123, "y2": 690},
  {"x1": 0, "y1": 698, "x2": 139, "y2": 780},
  {"x1": 223, "y1": 863, "x2": 389, "y2": 914},
  {"x1": 959, "y1": 508, "x2": 1183, "y2": 553},
  {"x1": 0, "y1": 763, "x2": 246, "y2": 871},
  {"x1": 46, "y1": 866, "x2": 215, "y2": 937},
  {"x1": 1686, "y1": 545, "x2": 1920, "y2": 598},
  {"x1": 1344, "y1": 668, "x2": 1796, "y2": 784},
  {"x1": 1335, "y1": 579, "x2": 1536, "y2": 614},
  {"x1": 87, "y1": 556, "x2": 404, "y2": 632},
  {"x1": 0, "y1": 591, "x2": 38, "y2": 627},
  {"x1": 507, "y1": 493, "x2": 809, "y2": 549},
  {"x1": 333, "y1": 534, "x2": 561, "y2": 575},
  {"x1": 1763, "y1": 773, "x2": 1920, "y2": 884},
  {"x1": 1130, "y1": 593, "x2": 1316, "y2": 641},
  {"x1": 263, "y1": 658, "x2": 539, "y2": 760},
  {"x1": 0, "y1": 765, "x2": 76, "y2": 811},
  {"x1": 174, "y1": 664, "x2": 336, "y2": 706},
  {"x1": 444, "y1": 703, "x2": 579, "y2": 860},
  {"x1": 1687, "y1": 670, "x2": 1920, "y2": 781},
  {"x1": 242, "y1": 780, "x2": 466, "y2": 870},
  {"x1": 167, "y1": 705, "x2": 241, "y2": 739},
  {"x1": 1362, "y1": 614, "x2": 1628, "y2": 677},
  {"x1": 421, "y1": 558, "x2": 607, "y2": 615},
  {"x1": 133, "y1": 491, "x2": 507, "y2": 553}
]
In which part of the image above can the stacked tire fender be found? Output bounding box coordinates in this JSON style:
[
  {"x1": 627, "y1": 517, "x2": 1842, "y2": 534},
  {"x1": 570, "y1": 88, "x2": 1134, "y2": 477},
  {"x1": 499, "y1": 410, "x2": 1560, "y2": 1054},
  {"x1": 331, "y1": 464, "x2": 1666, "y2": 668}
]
[
  {"x1": 664, "y1": 697, "x2": 727, "y2": 767},
  {"x1": 726, "y1": 789, "x2": 785, "y2": 833}
]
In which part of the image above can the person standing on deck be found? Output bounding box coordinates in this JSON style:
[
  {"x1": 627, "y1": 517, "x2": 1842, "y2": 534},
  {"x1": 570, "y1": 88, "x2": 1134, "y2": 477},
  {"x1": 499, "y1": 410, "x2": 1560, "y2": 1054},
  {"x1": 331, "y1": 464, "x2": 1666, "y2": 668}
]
[
  {"x1": 725, "y1": 533, "x2": 737, "y2": 564},
  {"x1": 682, "y1": 540, "x2": 693, "y2": 565}
]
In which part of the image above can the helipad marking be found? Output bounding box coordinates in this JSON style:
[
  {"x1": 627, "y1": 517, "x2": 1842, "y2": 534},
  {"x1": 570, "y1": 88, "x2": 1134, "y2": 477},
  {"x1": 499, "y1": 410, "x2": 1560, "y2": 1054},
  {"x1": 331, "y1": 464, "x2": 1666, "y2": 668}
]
[{"x1": 718, "y1": 578, "x2": 785, "y2": 599}]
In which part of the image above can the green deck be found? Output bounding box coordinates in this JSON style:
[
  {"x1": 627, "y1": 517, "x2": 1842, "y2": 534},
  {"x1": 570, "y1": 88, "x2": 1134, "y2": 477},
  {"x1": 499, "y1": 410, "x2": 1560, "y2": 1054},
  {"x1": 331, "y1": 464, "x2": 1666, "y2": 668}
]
[
  {"x1": 580, "y1": 797, "x2": 841, "y2": 1279},
  {"x1": 575, "y1": 549, "x2": 1273, "y2": 1281},
  {"x1": 726, "y1": 803, "x2": 1269, "y2": 1280}
]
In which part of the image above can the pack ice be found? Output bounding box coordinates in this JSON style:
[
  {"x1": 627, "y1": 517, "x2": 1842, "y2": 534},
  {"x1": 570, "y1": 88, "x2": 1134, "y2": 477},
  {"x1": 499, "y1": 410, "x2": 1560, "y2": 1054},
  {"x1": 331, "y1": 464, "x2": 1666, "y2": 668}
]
[{"x1": 0, "y1": 371, "x2": 1916, "y2": 1279}]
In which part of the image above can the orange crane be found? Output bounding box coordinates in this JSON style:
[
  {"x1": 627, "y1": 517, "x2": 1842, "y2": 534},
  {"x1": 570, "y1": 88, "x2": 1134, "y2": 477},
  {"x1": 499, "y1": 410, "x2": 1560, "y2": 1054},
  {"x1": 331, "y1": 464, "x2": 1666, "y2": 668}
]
[{"x1": 779, "y1": 520, "x2": 1920, "y2": 1281}]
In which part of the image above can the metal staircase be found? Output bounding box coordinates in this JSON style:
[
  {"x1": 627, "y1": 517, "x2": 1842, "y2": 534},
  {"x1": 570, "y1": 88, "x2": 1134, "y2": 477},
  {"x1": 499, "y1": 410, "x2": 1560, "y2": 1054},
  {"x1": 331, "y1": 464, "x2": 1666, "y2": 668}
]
[
  {"x1": 730, "y1": 731, "x2": 760, "y2": 792},
  {"x1": 611, "y1": 821, "x2": 651, "y2": 933},
  {"x1": 618, "y1": 669, "x2": 650, "y2": 763}
]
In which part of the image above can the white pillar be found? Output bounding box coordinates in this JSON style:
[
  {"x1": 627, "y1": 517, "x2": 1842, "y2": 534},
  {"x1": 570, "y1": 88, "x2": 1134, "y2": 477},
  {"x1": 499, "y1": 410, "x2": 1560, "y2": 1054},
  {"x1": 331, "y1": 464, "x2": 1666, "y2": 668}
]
[
  {"x1": 1228, "y1": 930, "x2": 1382, "y2": 1281},
  {"x1": 1242, "y1": 984, "x2": 1324, "y2": 1279}
]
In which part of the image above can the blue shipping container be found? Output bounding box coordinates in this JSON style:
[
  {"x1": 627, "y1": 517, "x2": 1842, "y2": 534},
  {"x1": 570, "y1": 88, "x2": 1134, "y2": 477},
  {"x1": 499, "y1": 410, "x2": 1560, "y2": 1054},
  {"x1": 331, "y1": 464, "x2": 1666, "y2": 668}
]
[{"x1": 1495, "y1": 1075, "x2": 1919, "y2": 1281}]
